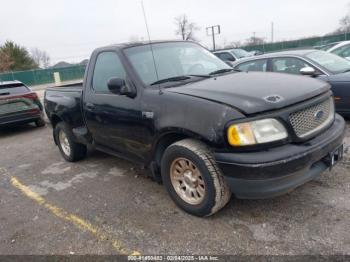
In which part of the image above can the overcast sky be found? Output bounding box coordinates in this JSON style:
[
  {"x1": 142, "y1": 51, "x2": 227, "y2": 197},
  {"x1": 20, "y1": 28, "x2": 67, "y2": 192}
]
[{"x1": 1, "y1": 0, "x2": 349, "y2": 64}]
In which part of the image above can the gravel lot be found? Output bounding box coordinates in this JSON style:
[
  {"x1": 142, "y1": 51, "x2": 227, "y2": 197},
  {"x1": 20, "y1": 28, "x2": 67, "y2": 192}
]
[{"x1": 0, "y1": 91, "x2": 349, "y2": 255}]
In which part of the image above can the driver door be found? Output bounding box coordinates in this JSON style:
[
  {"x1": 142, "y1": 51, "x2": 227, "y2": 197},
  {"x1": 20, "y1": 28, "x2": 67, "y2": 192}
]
[{"x1": 83, "y1": 51, "x2": 146, "y2": 163}]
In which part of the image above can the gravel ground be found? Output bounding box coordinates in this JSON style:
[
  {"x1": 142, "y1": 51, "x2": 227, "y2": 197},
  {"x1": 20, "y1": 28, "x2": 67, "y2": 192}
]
[{"x1": 0, "y1": 101, "x2": 349, "y2": 255}]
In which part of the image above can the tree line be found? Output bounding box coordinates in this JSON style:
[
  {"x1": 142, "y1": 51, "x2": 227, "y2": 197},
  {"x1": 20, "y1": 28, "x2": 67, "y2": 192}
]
[{"x1": 0, "y1": 41, "x2": 50, "y2": 73}]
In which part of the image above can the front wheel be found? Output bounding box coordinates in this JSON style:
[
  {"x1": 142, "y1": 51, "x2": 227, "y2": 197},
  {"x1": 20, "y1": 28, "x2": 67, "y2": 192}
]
[
  {"x1": 54, "y1": 122, "x2": 87, "y2": 162},
  {"x1": 161, "y1": 139, "x2": 231, "y2": 217}
]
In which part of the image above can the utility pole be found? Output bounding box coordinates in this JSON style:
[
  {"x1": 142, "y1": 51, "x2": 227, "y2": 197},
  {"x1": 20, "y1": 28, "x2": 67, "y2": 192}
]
[
  {"x1": 271, "y1": 22, "x2": 274, "y2": 43},
  {"x1": 206, "y1": 25, "x2": 221, "y2": 51},
  {"x1": 252, "y1": 31, "x2": 256, "y2": 43}
]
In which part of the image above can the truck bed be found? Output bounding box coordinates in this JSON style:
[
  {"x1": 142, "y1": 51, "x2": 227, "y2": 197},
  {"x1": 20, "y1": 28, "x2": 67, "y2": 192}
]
[
  {"x1": 46, "y1": 82, "x2": 83, "y2": 93},
  {"x1": 44, "y1": 82, "x2": 84, "y2": 129}
]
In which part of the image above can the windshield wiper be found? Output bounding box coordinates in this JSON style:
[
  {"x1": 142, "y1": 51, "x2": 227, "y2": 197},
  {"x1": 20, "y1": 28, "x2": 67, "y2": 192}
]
[
  {"x1": 188, "y1": 74, "x2": 211, "y2": 78},
  {"x1": 209, "y1": 68, "x2": 236, "y2": 75},
  {"x1": 342, "y1": 69, "x2": 350, "y2": 73},
  {"x1": 150, "y1": 76, "x2": 191, "y2": 86},
  {"x1": 150, "y1": 75, "x2": 210, "y2": 86}
]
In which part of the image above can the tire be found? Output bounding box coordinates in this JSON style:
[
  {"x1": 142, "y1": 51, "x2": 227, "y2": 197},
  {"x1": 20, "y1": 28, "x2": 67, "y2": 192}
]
[
  {"x1": 161, "y1": 139, "x2": 231, "y2": 217},
  {"x1": 35, "y1": 117, "x2": 46, "y2": 127},
  {"x1": 54, "y1": 122, "x2": 87, "y2": 162}
]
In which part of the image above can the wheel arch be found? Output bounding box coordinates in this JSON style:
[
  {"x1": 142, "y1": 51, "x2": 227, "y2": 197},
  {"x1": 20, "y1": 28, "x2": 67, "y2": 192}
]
[
  {"x1": 50, "y1": 114, "x2": 62, "y2": 128},
  {"x1": 50, "y1": 114, "x2": 63, "y2": 145},
  {"x1": 151, "y1": 128, "x2": 213, "y2": 167}
]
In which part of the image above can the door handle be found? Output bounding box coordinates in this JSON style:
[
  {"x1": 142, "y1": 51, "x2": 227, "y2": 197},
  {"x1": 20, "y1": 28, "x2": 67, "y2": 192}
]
[{"x1": 85, "y1": 103, "x2": 95, "y2": 110}]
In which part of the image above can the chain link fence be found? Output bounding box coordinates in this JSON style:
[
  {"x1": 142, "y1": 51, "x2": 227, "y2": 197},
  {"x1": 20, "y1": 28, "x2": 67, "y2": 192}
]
[
  {"x1": 241, "y1": 32, "x2": 350, "y2": 53},
  {"x1": 0, "y1": 65, "x2": 86, "y2": 86}
]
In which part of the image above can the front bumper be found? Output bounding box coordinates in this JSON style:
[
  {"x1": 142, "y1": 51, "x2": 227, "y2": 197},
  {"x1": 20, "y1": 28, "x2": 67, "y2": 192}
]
[{"x1": 214, "y1": 114, "x2": 346, "y2": 199}]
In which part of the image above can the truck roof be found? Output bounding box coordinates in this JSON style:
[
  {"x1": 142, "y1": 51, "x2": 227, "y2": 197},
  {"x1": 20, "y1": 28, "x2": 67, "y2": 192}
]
[{"x1": 94, "y1": 40, "x2": 198, "y2": 52}]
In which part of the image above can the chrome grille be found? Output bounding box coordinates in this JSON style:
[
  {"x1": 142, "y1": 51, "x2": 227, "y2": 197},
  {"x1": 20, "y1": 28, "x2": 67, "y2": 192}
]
[{"x1": 289, "y1": 97, "x2": 334, "y2": 138}]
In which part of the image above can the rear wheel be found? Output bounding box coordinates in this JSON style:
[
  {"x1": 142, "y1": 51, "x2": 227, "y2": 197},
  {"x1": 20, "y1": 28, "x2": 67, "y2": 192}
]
[
  {"x1": 161, "y1": 139, "x2": 231, "y2": 217},
  {"x1": 54, "y1": 122, "x2": 87, "y2": 162},
  {"x1": 35, "y1": 117, "x2": 46, "y2": 127}
]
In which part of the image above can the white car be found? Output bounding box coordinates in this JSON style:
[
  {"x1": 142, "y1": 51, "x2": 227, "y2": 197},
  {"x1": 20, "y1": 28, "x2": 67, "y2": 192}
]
[
  {"x1": 213, "y1": 48, "x2": 252, "y2": 66},
  {"x1": 322, "y1": 41, "x2": 350, "y2": 61}
]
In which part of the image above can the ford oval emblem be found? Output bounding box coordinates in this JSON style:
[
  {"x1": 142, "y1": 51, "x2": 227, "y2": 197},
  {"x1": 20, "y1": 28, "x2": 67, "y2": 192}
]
[
  {"x1": 264, "y1": 95, "x2": 283, "y2": 103},
  {"x1": 314, "y1": 110, "x2": 324, "y2": 120}
]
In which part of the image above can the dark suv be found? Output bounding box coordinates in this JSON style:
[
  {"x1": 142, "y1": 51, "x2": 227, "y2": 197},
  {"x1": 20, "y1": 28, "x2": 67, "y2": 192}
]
[{"x1": 0, "y1": 81, "x2": 45, "y2": 127}]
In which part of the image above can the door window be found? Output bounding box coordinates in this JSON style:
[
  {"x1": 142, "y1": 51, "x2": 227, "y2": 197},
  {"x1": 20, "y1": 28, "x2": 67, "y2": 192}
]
[
  {"x1": 216, "y1": 52, "x2": 235, "y2": 61},
  {"x1": 92, "y1": 52, "x2": 126, "y2": 93},
  {"x1": 235, "y1": 59, "x2": 267, "y2": 72},
  {"x1": 271, "y1": 57, "x2": 310, "y2": 75}
]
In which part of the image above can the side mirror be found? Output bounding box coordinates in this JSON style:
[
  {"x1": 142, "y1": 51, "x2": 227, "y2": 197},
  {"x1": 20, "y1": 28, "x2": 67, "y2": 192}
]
[
  {"x1": 107, "y1": 77, "x2": 136, "y2": 98},
  {"x1": 107, "y1": 77, "x2": 125, "y2": 94},
  {"x1": 300, "y1": 67, "x2": 316, "y2": 76}
]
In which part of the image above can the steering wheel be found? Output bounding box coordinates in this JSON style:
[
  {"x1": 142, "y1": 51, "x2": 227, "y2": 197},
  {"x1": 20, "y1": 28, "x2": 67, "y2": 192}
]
[{"x1": 187, "y1": 63, "x2": 205, "y2": 75}]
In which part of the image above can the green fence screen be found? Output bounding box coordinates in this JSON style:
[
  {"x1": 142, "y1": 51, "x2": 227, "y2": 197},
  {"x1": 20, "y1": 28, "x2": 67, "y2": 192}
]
[
  {"x1": 240, "y1": 32, "x2": 350, "y2": 53},
  {"x1": 0, "y1": 65, "x2": 86, "y2": 86}
]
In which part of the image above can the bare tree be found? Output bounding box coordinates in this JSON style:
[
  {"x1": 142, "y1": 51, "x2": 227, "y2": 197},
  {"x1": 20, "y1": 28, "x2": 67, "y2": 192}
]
[
  {"x1": 245, "y1": 36, "x2": 266, "y2": 46},
  {"x1": 31, "y1": 48, "x2": 51, "y2": 68},
  {"x1": 334, "y1": 3, "x2": 350, "y2": 33},
  {"x1": 339, "y1": 15, "x2": 350, "y2": 33},
  {"x1": 174, "y1": 14, "x2": 199, "y2": 41},
  {"x1": 0, "y1": 50, "x2": 13, "y2": 72},
  {"x1": 224, "y1": 41, "x2": 242, "y2": 49}
]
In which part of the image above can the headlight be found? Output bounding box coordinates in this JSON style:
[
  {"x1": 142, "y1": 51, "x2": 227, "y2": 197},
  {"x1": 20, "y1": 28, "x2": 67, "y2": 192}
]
[{"x1": 227, "y1": 119, "x2": 288, "y2": 146}]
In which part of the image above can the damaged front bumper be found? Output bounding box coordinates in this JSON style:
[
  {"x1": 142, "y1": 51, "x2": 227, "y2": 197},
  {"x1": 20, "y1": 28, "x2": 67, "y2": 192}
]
[{"x1": 214, "y1": 114, "x2": 346, "y2": 199}]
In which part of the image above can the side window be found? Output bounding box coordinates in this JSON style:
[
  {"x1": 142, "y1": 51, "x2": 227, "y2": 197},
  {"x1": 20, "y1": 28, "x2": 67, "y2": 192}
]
[
  {"x1": 333, "y1": 44, "x2": 350, "y2": 59},
  {"x1": 92, "y1": 52, "x2": 126, "y2": 93},
  {"x1": 216, "y1": 52, "x2": 235, "y2": 61},
  {"x1": 271, "y1": 57, "x2": 310, "y2": 75},
  {"x1": 236, "y1": 59, "x2": 267, "y2": 72}
]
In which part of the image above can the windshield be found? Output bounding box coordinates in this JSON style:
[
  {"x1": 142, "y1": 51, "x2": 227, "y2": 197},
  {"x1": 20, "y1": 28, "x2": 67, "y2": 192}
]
[
  {"x1": 306, "y1": 50, "x2": 350, "y2": 74},
  {"x1": 230, "y1": 49, "x2": 251, "y2": 59},
  {"x1": 124, "y1": 42, "x2": 231, "y2": 85},
  {"x1": 0, "y1": 83, "x2": 29, "y2": 95}
]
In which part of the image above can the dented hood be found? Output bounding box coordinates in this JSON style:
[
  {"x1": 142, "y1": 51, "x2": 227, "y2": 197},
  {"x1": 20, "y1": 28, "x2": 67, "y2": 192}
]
[{"x1": 168, "y1": 72, "x2": 330, "y2": 115}]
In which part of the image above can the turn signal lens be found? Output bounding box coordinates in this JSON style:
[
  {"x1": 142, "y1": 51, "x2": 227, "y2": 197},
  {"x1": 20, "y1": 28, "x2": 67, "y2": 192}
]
[
  {"x1": 227, "y1": 119, "x2": 288, "y2": 146},
  {"x1": 228, "y1": 123, "x2": 256, "y2": 146}
]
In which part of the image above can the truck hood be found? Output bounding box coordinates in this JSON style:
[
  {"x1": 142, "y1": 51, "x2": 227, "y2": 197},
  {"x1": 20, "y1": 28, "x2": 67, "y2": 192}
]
[{"x1": 167, "y1": 72, "x2": 330, "y2": 115}]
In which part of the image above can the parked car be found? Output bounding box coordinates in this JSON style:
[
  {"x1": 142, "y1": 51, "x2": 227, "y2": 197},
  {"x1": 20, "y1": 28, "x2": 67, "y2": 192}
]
[
  {"x1": 314, "y1": 42, "x2": 341, "y2": 51},
  {"x1": 232, "y1": 49, "x2": 350, "y2": 117},
  {"x1": 0, "y1": 80, "x2": 45, "y2": 127},
  {"x1": 213, "y1": 48, "x2": 252, "y2": 65},
  {"x1": 325, "y1": 41, "x2": 350, "y2": 60},
  {"x1": 249, "y1": 50, "x2": 264, "y2": 56},
  {"x1": 45, "y1": 41, "x2": 345, "y2": 217}
]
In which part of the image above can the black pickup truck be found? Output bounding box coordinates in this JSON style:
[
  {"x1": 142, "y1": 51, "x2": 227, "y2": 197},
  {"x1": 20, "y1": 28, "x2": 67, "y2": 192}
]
[{"x1": 45, "y1": 40, "x2": 345, "y2": 216}]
